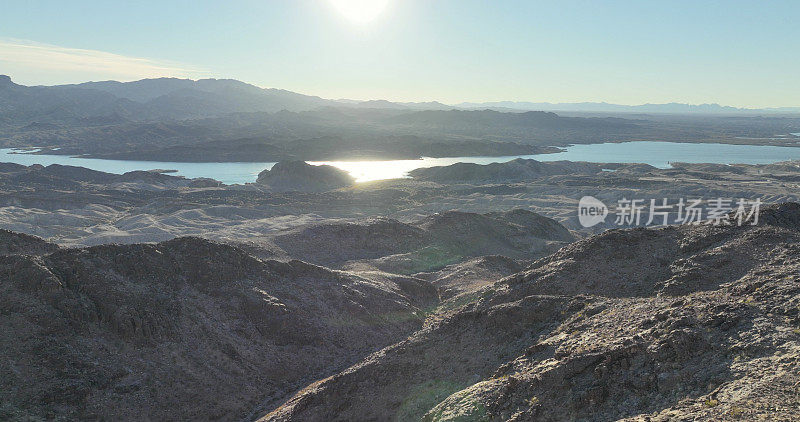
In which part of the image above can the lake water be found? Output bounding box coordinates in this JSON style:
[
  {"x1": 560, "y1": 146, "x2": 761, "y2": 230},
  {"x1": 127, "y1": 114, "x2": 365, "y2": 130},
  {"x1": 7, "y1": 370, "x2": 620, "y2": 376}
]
[{"x1": 3, "y1": 141, "x2": 800, "y2": 184}]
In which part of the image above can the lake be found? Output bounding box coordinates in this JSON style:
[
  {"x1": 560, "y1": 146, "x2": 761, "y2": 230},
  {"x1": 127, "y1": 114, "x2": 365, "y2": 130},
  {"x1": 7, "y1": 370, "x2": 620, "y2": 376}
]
[{"x1": 3, "y1": 141, "x2": 800, "y2": 184}]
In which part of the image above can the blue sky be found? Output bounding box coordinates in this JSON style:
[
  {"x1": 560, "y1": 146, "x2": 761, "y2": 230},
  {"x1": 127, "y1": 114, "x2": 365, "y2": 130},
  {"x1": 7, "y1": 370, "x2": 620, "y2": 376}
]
[{"x1": 1, "y1": 0, "x2": 798, "y2": 107}]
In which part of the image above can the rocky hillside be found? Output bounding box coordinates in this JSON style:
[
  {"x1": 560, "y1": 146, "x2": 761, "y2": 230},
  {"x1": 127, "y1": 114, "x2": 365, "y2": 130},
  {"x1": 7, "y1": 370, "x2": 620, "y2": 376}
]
[
  {"x1": 262, "y1": 203, "x2": 800, "y2": 421},
  {"x1": 269, "y1": 209, "x2": 574, "y2": 273},
  {"x1": 256, "y1": 161, "x2": 355, "y2": 192},
  {"x1": 0, "y1": 229, "x2": 58, "y2": 256},
  {"x1": 415, "y1": 255, "x2": 524, "y2": 300},
  {"x1": 0, "y1": 237, "x2": 437, "y2": 421}
]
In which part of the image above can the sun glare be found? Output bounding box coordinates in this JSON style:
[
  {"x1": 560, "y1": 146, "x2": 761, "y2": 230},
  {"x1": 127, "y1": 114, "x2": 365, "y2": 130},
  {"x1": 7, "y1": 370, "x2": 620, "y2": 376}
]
[{"x1": 329, "y1": 0, "x2": 390, "y2": 24}]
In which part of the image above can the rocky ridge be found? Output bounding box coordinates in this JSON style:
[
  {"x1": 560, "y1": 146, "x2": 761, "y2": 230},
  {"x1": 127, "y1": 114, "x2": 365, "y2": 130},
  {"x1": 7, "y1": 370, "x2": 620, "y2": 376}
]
[
  {"x1": 0, "y1": 229, "x2": 59, "y2": 256},
  {"x1": 0, "y1": 236, "x2": 436, "y2": 420},
  {"x1": 269, "y1": 209, "x2": 574, "y2": 273},
  {"x1": 262, "y1": 203, "x2": 800, "y2": 421}
]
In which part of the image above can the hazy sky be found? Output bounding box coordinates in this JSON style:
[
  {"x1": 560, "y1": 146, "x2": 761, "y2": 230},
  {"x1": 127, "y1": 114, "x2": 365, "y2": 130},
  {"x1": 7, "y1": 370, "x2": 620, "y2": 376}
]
[{"x1": 1, "y1": 0, "x2": 798, "y2": 107}]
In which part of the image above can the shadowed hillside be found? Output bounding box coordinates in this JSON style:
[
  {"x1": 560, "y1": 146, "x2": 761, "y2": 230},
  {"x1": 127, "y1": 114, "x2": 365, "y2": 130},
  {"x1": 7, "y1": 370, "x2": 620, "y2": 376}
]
[{"x1": 0, "y1": 237, "x2": 436, "y2": 420}]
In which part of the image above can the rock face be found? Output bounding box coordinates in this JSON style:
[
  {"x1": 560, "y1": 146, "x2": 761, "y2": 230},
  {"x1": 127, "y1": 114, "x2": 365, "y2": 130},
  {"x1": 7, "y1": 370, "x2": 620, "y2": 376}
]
[
  {"x1": 262, "y1": 203, "x2": 800, "y2": 421},
  {"x1": 0, "y1": 236, "x2": 436, "y2": 421},
  {"x1": 256, "y1": 161, "x2": 355, "y2": 192}
]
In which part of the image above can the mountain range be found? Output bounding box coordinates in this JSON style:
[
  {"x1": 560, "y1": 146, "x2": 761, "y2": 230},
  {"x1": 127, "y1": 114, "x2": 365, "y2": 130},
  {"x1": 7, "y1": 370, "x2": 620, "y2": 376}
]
[
  {"x1": 2, "y1": 75, "x2": 800, "y2": 163},
  {"x1": 0, "y1": 75, "x2": 332, "y2": 123},
  {"x1": 2, "y1": 75, "x2": 797, "y2": 125},
  {"x1": 453, "y1": 100, "x2": 800, "y2": 114}
]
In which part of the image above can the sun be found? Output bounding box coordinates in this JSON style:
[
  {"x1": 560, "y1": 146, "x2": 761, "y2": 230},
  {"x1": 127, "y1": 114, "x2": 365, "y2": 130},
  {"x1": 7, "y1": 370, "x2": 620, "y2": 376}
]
[{"x1": 329, "y1": 0, "x2": 390, "y2": 24}]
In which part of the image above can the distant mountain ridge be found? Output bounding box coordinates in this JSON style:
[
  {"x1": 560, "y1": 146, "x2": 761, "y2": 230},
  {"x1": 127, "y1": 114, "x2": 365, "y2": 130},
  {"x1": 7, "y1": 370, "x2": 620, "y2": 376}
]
[
  {"x1": 73, "y1": 77, "x2": 331, "y2": 111},
  {"x1": 342, "y1": 99, "x2": 454, "y2": 110},
  {"x1": 342, "y1": 98, "x2": 800, "y2": 114},
  {"x1": 0, "y1": 75, "x2": 334, "y2": 124},
  {"x1": 454, "y1": 100, "x2": 800, "y2": 114}
]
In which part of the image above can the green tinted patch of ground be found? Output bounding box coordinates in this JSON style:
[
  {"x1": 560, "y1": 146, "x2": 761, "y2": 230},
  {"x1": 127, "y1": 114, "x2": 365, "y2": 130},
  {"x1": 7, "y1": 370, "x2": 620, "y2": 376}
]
[{"x1": 396, "y1": 379, "x2": 466, "y2": 422}]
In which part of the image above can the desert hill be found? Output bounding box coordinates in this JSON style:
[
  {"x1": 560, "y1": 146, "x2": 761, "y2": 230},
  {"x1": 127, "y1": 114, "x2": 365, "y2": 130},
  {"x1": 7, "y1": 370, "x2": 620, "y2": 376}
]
[
  {"x1": 0, "y1": 236, "x2": 436, "y2": 420},
  {"x1": 0, "y1": 229, "x2": 59, "y2": 256},
  {"x1": 262, "y1": 203, "x2": 800, "y2": 421},
  {"x1": 256, "y1": 161, "x2": 355, "y2": 192},
  {"x1": 268, "y1": 209, "x2": 574, "y2": 274}
]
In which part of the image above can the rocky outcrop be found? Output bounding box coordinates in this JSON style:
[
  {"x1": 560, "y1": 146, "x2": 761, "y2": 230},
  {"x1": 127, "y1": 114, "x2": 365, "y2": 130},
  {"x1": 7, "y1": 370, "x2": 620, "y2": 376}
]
[
  {"x1": 262, "y1": 203, "x2": 800, "y2": 421},
  {"x1": 0, "y1": 236, "x2": 436, "y2": 421},
  {"x1": 256, "y1": 161, "x2": 354, "y2": 192}
]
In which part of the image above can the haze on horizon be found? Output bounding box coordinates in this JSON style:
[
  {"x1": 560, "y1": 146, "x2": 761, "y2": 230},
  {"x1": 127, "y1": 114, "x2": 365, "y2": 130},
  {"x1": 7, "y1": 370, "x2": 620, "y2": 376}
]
[{"x1": 1, "y1": 0, "x2": 798, "y2": 108}]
